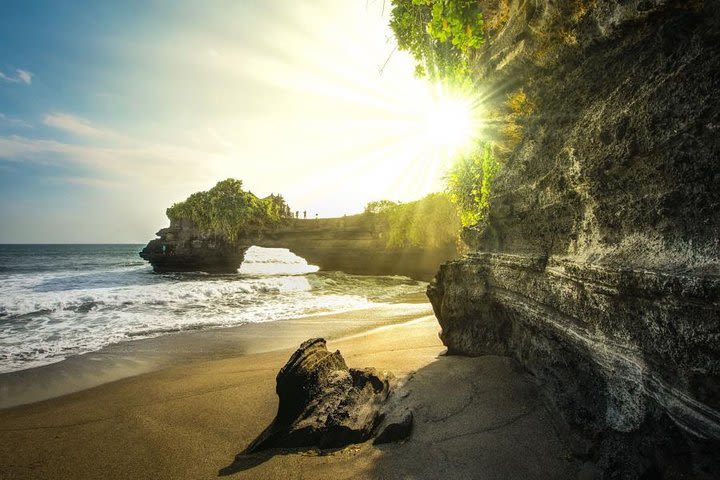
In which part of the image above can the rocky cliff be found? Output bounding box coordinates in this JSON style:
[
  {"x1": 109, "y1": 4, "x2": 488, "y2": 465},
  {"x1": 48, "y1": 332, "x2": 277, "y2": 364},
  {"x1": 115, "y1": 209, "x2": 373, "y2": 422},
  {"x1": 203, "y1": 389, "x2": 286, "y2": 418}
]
[
  {"x1": 139, "y1": 218, "x2": 248, "y2": 273},
  {"x1": 140, "y1": 214, "x2": 457, "y2": 280},
  {"x1": 427, "y1": 1, "x2": 720, "y2": 478}
]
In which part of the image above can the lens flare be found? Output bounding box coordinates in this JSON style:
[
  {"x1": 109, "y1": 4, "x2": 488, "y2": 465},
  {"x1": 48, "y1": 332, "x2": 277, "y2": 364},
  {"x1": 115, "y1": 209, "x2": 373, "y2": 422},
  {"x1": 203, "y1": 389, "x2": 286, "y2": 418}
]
[
  {"x1": 402, "y1": 81, "x2": 485, "y2": 183},
  {"x1": 423, "y1": 93, "x2": 478, "y2": 154}
]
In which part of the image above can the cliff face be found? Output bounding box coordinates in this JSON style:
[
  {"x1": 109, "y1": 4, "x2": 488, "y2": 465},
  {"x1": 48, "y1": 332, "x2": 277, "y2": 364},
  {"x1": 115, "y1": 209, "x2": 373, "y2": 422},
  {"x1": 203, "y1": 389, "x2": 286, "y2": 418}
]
[
  {"x1": 258, "y1": 216, "x2": 458, "y2": 280},
  {"x1": 140, "y1": 215, "x2": 457, "y2": 280},
  {"x1": 139, "y1": 219, "x2": 248, "y2": 273},
  {"x1": 427, "y1": 1, "x2": 720, "y2": 477}
]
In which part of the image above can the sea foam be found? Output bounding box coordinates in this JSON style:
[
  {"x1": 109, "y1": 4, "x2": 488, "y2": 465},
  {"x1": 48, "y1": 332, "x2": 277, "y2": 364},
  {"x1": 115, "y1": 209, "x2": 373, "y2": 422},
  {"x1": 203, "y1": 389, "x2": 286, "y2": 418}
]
[{"x1": 0, "y1": 245, "x2": 424, "y2": 373}]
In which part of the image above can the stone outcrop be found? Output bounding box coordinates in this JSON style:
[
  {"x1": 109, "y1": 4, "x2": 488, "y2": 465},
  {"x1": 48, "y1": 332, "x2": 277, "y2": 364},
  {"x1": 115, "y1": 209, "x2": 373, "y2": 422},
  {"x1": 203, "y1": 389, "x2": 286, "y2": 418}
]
[
  {"x1": 140, "y1": 215, "x2": 457, "y2": 280},
  {"x1": 428, "y1": 1, "x2": 720, "y2": 478},
  {"x1": 139, "y1": 219, "x2": 248, "y2": 273},
  {"x1": 242, "y1": 338, "x2": 403, "y2": 453}
]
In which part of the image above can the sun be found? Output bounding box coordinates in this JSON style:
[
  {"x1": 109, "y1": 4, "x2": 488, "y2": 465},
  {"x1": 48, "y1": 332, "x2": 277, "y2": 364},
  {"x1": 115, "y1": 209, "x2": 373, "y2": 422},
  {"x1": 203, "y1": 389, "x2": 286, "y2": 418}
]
[
  {"x1": 351, "y1": 80, "x2": 487, "y2": 201},
  {"x1": 412, "y1": 82, "x2": 484, "y2": 161},
  {"x1": 423, "y1": 93, "x2": 478, "y2": 154}
]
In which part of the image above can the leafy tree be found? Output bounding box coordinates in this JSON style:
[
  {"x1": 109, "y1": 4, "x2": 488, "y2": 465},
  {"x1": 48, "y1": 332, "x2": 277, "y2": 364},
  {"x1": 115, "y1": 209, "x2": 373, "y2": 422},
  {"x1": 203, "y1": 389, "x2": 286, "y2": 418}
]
[
  {"x1": 166, "y1": 179, "x2": 291, "y2": 242},
  {"x1": 389, "y1": 0, "x2": 485, "y2": 79},
  {"x1": 365, "y1": 193, "x2": 460, "y2": 248},
  {"x1": 364, "y1": 200, "x2": 400, "y2": 214}
]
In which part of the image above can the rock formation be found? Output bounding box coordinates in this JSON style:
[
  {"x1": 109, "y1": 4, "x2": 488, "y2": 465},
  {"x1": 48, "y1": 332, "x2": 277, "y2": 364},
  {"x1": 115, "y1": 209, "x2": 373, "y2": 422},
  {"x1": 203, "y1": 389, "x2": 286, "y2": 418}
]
[
  {"x1": 242, "y1": 338, "x2": 409, "y2": 453},
  {"x1": 139, "y1": 219, "x2": 249, "y2": 273},
  {"x1": 140, "y1": 215, "x2": 457, "y2": 280},
  {"x1": 427, "y1": 1, "x2": 720, "y2": 478}
]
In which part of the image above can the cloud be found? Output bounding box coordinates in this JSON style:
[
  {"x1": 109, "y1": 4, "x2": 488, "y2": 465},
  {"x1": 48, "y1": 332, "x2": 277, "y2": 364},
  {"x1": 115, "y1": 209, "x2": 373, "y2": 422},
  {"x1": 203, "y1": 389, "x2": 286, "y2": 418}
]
[
  {"x1": 0, "y1": 113, "x2": 32, "y2": 128},
  {"x1": 53, "y1": 176, "x2": 125, "y2": 188},
  {"x1": 0, "y1": 68, "x2": 33, "y2": 85},
  {"x1": 23, "y1": 113, "x2": 230, "y2": 184},
  {"x1": 43, "y1": 113, "x2": 119, "y2": 139},
  {"x1": 0, "y1": 134, "x2": 228, "y2": 184},
  {"x1": 16, "y1": 69, "x2": 32, "y2": 84}
]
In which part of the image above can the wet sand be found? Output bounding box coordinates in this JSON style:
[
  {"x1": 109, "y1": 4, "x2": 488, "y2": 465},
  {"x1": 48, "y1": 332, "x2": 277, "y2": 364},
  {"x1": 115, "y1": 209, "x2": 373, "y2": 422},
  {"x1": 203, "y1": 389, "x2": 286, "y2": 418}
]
[
  {"x1": 0, "y1": 300, "x2": 430, "y2": 409},
  {"x1": 0, "y1": 301, "x2": 580, "y2": 479}
]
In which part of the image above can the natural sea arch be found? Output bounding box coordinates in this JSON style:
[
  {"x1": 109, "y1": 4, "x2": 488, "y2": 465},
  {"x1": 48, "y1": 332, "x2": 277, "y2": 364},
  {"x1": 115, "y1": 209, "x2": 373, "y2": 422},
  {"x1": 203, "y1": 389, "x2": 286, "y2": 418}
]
[{"x1": 140, "y1": 215, "x2": 457, "y2": 281}]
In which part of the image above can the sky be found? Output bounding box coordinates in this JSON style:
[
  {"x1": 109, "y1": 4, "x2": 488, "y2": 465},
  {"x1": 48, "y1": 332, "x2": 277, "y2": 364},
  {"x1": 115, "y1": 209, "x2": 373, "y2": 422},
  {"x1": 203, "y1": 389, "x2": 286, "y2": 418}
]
[{"x1": 0, "y1": 0, "x2": 466, "y2": 243}]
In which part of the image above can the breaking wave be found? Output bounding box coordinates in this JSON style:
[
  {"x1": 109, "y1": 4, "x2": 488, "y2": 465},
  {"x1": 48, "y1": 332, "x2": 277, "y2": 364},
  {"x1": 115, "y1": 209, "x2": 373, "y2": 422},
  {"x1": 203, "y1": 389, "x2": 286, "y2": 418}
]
[{"x1": 0, "y1": 245, "x2": 425, "y2": 373}]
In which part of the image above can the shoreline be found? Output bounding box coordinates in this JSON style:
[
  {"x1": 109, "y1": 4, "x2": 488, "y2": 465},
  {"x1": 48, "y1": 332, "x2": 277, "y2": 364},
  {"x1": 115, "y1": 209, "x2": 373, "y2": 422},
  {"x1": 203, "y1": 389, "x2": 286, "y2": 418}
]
[
  {"x1": 0, "y1": 294, "x2": 430, "y2": 409},
  {"x1": 0, "y1": 299, "x2": 580, "y2": 480}
]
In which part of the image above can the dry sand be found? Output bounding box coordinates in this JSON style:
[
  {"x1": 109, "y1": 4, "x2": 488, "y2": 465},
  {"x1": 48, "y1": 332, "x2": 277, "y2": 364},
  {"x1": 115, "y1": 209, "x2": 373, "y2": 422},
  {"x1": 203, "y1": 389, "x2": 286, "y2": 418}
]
[{"x1": 0, "y1": 302, "x2": 581, "y2": 479}]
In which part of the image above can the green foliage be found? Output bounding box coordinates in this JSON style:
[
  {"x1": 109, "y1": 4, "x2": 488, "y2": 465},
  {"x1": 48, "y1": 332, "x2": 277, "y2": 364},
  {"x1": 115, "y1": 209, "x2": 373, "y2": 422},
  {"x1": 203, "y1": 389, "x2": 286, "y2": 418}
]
[
  {"x1": 365, "y1": 193, "x2": 460, "y2": 248},
  {"x1": 389, "y1": 0, "x2": 485, "y2": 78},
  {"x1": 427, "y1": 1, "x2": 485, "y2": 52},
  {"x1": 446, "y1": 142, "x2": 498, "y2": 227},
  {"x1": 389, "y1": 0, "x2": 433, "y2": 76},
  {"x1": 389, "y1": 2, "x2": 501, "y2": 231},
  {"x1": 364, "y1": 200, "x2": 400, "y2": 214},
  {"x1": 166, "y1": 179, "x2": 291, "y2": 242}
]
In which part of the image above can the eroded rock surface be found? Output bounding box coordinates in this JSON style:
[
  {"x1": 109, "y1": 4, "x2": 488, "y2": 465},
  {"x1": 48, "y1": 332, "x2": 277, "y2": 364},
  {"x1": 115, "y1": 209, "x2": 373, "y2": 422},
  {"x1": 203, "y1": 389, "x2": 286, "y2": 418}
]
[
  {"x1": 428, "y1": 1, "x2": 720, "y2": 478},
  {"x1": 140, "y1": 215, "x2": 456, "y2": 279},
  {"x1": 243, "y1": 338, "x2": 395, "y2": 453},
  {"x1": 139, "y1": 219, "x2": 249, "y2": 273}
]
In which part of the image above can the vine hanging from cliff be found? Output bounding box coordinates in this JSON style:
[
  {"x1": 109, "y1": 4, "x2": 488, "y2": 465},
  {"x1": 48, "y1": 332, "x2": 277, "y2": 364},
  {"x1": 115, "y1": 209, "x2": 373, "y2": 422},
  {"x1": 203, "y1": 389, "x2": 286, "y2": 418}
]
[
  {"x1": 446, "y1": 142, "x2": 498, "y2": 227},
  {"x1": 389, "y1": 0, "x2": 485, "y2": 79},
  {"x1": 390, "y1": 1, "x2": 501, "y2": 231}
]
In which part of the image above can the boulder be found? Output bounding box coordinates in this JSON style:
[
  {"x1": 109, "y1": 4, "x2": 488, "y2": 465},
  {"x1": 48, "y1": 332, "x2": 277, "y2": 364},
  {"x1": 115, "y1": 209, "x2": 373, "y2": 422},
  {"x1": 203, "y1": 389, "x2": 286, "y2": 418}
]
[{"x1": 243, "y1": 338, "x2": 394, "y2": 453}]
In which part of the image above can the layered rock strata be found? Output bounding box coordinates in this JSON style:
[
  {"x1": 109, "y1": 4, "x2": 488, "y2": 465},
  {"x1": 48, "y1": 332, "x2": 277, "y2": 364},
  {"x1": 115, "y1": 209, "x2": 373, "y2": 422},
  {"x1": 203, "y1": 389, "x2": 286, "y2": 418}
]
[
  {"x1": 428, "y1": 0, "x2": 720, "y2": 477},
  {"x1": 428, "y1": 254, "x2": 720, "y2": 476}
]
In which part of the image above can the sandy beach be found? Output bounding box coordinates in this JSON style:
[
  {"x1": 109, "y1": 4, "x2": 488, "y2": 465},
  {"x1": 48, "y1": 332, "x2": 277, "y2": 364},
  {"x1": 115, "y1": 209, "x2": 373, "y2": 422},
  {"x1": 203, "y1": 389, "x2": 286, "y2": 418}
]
[{"x1": 0, "y1": 300, "x2": 581, "y2": 479}]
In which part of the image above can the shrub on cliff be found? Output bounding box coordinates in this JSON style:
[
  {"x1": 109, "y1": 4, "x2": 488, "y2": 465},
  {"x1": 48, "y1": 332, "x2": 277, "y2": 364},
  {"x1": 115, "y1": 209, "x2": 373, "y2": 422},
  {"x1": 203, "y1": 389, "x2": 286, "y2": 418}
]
[
  {"x1": 166, "y1": 179, "x2": 291, "y2": 242},
  {"x1": 365, "y1": 193, "x2": 459, "y2": 248},
  {"x1": 389, "y1": 0, "x2": 485, "y2": 78},
  {"x1": 446, "y1": 142, "x2": 498, "y2": 227}
]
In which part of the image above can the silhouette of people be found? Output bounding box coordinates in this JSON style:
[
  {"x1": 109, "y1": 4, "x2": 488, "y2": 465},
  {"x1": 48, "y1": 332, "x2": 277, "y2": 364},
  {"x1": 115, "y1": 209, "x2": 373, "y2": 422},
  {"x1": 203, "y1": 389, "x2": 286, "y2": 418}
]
[
  {"x1": 303, "y1": 210, "x2": 307, "y2": 219},
  {"x1": 295, "y1": 211, "x2": 299, "y2": 219}
]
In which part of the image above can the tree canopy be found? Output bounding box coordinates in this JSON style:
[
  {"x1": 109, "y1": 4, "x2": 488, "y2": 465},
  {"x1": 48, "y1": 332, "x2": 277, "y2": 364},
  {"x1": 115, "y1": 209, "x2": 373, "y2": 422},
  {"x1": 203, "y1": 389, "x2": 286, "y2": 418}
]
[
  {"x1": 389, "y1": 1, "x2": 500, "y2": 229},
  {"x1": 166, "y1": 179, "x2": 292, "y2": 242},
  {"x1": 365, "y1": 193, "x2": 460, "y2": 248},
  {"x1": 389, "y1": 0, "x2": 486, "y2": 79}
]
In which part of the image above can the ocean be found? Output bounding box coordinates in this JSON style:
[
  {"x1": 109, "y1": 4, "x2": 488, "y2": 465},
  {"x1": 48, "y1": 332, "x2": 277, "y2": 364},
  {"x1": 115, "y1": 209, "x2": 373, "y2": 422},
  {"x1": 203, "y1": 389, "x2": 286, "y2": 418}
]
[{"x1": 0, "y1": 244, "x2": 426, "y2": 374}]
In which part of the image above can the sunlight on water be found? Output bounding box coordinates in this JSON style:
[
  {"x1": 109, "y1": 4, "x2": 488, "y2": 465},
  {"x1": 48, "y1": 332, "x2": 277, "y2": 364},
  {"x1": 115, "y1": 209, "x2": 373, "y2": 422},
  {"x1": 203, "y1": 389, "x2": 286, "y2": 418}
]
[
  {"x1": 239, "y1": 246, "x2": 319, "y2": 276},
  {"x1": 0, "y1": 245, "x2": 424, "y2": 373}
]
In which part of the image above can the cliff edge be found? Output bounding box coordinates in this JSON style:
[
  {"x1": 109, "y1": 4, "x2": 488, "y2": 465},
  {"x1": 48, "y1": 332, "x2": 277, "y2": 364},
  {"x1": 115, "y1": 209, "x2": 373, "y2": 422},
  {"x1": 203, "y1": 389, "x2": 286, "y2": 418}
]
[
  {"x1": 140, "y1": 214, "x2": 458, "y2": 280},
  {"x1": 425, "y1": 1, "x2": 719, "y2": 477}
]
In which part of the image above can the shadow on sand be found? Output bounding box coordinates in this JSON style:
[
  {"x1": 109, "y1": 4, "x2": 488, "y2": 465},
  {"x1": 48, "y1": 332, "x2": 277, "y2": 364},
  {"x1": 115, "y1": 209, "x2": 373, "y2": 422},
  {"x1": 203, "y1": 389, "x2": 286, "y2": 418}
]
[
  {"x1": 219, "y1": 446, "x2": 351, "y2": 476},
  {"x1": 218, "y1": 354, "x2": 582, "y2": 479},
  {"x1": 218, "y1": 450, "x2": 273, "y2": 476}
]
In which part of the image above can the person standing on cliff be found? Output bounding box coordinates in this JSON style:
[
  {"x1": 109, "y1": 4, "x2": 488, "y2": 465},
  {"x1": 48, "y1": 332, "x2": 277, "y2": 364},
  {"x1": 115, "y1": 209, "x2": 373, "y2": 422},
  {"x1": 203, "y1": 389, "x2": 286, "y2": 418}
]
[{"x1": 303, "y1": 210, "x2": 307, "y2": 219}]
